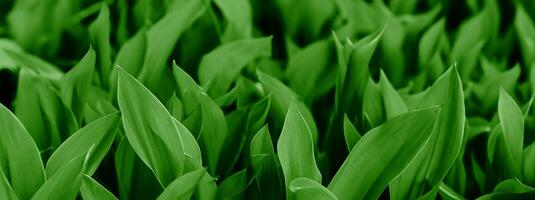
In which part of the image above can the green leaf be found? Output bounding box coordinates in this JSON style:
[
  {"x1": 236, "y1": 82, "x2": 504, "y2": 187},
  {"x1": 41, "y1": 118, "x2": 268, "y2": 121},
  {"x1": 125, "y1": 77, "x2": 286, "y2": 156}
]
[
  {"x1": 114, "y1": 28, "x2": 147, "y2": 78},
  {"x1": 172, "y1": 63, "x2": 228, "y2": 175},
  {"x1": 289, "y1": 177, "x2": 338, "y2": 200},
  {"x1": 250, "y1": 126, "x2": 284, "y2": 200},
  {"x1": 80, "y1": 175, "x2": 118, "y2": 200},
  {"x1": 13, "y1": 69, "x2": 48, "y2": 149},
  {"x1": 31, "y1": 152, "x2": 87, "y2": 200},
  {"x1": 418, "y1": 19, "x2": 445, "y2": 69},
  {"x1": 514, "y1": 5, "x2": 535, "y2": 65},
  {"x1": 438, "y1": 182, "x2": 466, "y2": 200},
  {"x1": 167, "y1": 94, "x2": 185, "y2": 121},
  {"x1": 498, "y1": 88, "x2": 524, "y2": 174},
  {"x1": 334, "y1": 27, "x2": 384, "y2": 117},
  {"x1": 363, "y1": 78, "x2": 385, "y2": 127},
  {"x1": 334, "y1": 0, "x2": 379, "y2": 37},
  {"x1": 450, "y1": 0, "x2": 499, "y2": 78},
  {"x1": 343, "y1": 114, "x2": 361, "y2": 151},
  {"x1": 218, "y1": 109, "x2": 248, "y2": 176},
  {"x1": 60, "y1": 47, "x2": 96, "y2": 118},
  {"x1": 257, "y1": 70, "x2": 319, "y2": 144},
  {"x1": 0, "y1": 48, "x2": 62, "y2": 80},
  {"x1": 114, "y1": 136, "x2": 162, "y2": 200},
  {"x1": 379, "y1": 70, "x2": 408, "y2": 119},
  {"x1": 36, "y1": 79, "x2": 79, "y2": 150},
  {"x1": 138, "y1": 0, "x2": 207, "y2": 97},
  {"x1": 6, "y1": 0, "x2": 73, "y2": 56},
  {"x1": 524, "y1": 142, "x2": 535, "y2": 186},
  {"x1": 476, "y1": 179, "x2": 535, "y2": 200},
  {"x1": 285, "y1": 39, "x2": 336, "y2": 102},
  {"x1": 172, "y1": 62, "x2": 202, "y2": 96},
  {"x1": 198, "y1": 36, "x2": 272, "y2": 97},
  {"x1": 473, "y1": 61, "x2": 521, "y2": 114},
  {"x1": 493, "y1": 178, "x2": 535, "y2": 193},
  {"x1": 88, "y1": 5, "x2": 112, "y2": 88},
  {"x1": 172, "y1": 118, "x2": 202, "y2": 163},
  {"x1": 391, "y1": 67, "x2": 465, "y2": 200},
  {"x1": 278, "y1": 100, "x2": 322, "y2": 195},
  {"x1": 46, "y1": 112, "x2": 119, "y2": 177},
  {"x1": 0, "y1": 167, "x2": 18, "y2": 200},
  {"x1": 216, "y1": 169, "x2": 249, "y2": 200},
  {"x1": 156, "y1": 169, "x2": 205, "y2": 200},
  {"x1": 328, "y1": 106, "x2": 440, "y2": 200},
  {"x1": 183, "y1": 156, "x2": 217, "y2": 200},
  {"x1": 214, "y1": 0, "x2": 253, "y2": 42},
  {"x1": 417, "y1": 18, "x2": 447, "y2": 85},
  {"x1": 0, "y1": 103, "x2": 45, "y2": 200},
  {"x1": 117, "y1": 67, "x2": 184, "y2": 186}
]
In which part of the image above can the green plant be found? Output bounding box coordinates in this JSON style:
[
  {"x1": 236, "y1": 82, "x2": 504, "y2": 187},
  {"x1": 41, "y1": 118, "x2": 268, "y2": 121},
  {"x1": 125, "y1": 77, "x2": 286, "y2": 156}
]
[{"x1": 1, "y1": 0, "x2": 535, "y2": 199}]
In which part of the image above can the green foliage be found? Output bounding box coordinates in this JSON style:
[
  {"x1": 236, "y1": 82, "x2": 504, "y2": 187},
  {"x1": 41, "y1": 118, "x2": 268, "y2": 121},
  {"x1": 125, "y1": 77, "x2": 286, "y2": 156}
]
[{"x1": 1, "y1": 0, "x2": 535, "y2": 199}]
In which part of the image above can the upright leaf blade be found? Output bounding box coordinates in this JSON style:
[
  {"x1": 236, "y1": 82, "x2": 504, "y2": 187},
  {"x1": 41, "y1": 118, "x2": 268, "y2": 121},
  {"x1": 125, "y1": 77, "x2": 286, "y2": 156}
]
[
  {"x1": 329, "y1": 107, "x2": 440, "y2": 200},
  {"x1": 278, "y1": 100, "x2": 322, "y2": 196},
  {"x1": 250, "y1": 126, "x2": 284, "y2": 200},
  {"x1": 117, "y1": 68, "x2": 184, "y2": 186},
  {"x1": 60, "y1": 47, "x2": 95, "y2": 116},
  {"x1": 391, "y1": 67, "x2": 465, "y2": 200},
  {"x1": 343, "y1": 114, "x2": 361, "y2": 151},
  {"x1": 88, "y1": 5, "x2": 112, "y2": 88},
  {"x1": 0, "y1": 103, "x2": 45, "y2": 199},
  {"x1": 138, "y1": 0, "x2": 207, "y2": 96},
  {"x1": 497, "y1": 88, "x2": 524, "y2": 176}
]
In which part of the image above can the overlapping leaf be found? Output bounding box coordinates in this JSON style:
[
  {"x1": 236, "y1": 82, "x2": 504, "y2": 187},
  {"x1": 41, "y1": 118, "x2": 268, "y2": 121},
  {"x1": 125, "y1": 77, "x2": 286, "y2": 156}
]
[
  {"x1": 0, "y1": 103, "x2": 45, "y2": 199},
  {"x1": 278, "y1": 100, "x2": 322, "y2": 195},
  {"x1": 117, "y1": 68, "x2": 184, "y2": 186},
  {"x1": 329, "y1": 107, "x2": 439, "y2": 200}
]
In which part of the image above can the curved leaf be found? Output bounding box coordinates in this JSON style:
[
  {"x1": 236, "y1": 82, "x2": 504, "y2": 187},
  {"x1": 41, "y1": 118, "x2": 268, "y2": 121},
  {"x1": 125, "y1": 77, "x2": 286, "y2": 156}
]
[
  {"x1": 524, "y1": 142, "x2": 535, "y2": 186},
  {"x1": 257, "y1": 70, "x2": 319, "y2": 143},
  {"x1": 379, "y1": 70, "x2": 408, "y2": 119},
  {"x1": 32, "y1": 152, "x2": 87, "y2": 200},
  {"x1": 46, "y1": 112, "x2": 120, "y2": 177},
  {"x1": 498, "y1": 88, "x2": 524, "y2": 175},
  {"x1": 139, "y1": 0, "x2": 207, "y2": 96},
  {"x1": 391, "y1": 67, "x2": 465, "y2": 200},
  {"x1": 285, "y1": 39, "x2": 336, "y2": 102},
  {"x1": 216, "y1": 169, "x2": 249, "y2": 200},
  {"x1": 172, "y1": 118, "x2": 201, "y2": 163},
  {"x1": 60, "y1": 47, "x2": 95, "y2": 116},
  {"x1": 198, "y1": 36, "x2": 272, "y2": 97},
  {"x1": 278, "y1": 100, "x2": 322, "y2": 196},
  {"x1": 250, "y1": 126, "x2": 284, "y2": 200},
  {"x1": 0, "y1": 167, "x2": 18, "y2": 200},
  {"x1": 343, "y1": 114, "x2": 361, "y2": 151},
  {"x1": 156, "y1": 169, "x2": 205, "y2": 200},
  {"x1": 117, "y1": 68, "x2": 184, "y2": 186},
  {"x1": 328, "y1": 106, "x2": 440, "y2": 200},
  {"x1": 514, "y1": 5, "x2": 535, "y2": 65},
  {"x1": 0, "y1": 103, "x2": 45, "y2": 199},
  {"x1": 88, "y1": 5, "x2": 112, "y2": 87},
  {"x1": 290, "y1": 177, "x2": 338, "y2": 200},
  {"x1": 172, "y1": 64, "x2": 227, "y2": 175}
]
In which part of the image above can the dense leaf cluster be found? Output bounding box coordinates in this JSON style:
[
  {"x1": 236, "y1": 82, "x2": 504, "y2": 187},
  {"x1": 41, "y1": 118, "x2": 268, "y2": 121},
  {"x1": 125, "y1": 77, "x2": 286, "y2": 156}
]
[{"x1": 1, "y1": 0, "x2": 535, "y2": 199}]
